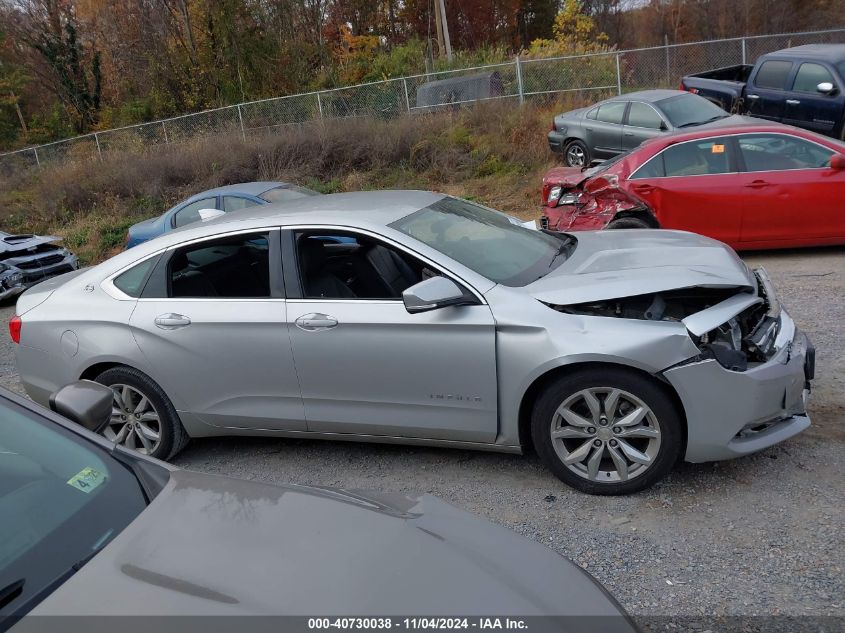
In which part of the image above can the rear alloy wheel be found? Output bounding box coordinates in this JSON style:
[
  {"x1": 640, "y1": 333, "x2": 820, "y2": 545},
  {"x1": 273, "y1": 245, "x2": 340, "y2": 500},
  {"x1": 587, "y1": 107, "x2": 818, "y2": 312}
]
[
  {"x1": 95, "y1": 366, "x2": 189, "y2": 460},
  {"x1": 532, "y1": 369, "x2": 682, "y2": 495},
  {"x1": 564, "y1": 140, "x2": 590, "y2": 168}
]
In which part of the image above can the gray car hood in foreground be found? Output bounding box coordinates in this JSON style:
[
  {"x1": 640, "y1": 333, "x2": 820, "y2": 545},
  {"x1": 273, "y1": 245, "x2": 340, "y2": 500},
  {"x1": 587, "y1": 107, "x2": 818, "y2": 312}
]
[
  {"x1": 32, "y1": 470, "x2": 632, "y2": 624},
  {"x1": 526, "y1": 229, "x2": 756, "y2": 305}
]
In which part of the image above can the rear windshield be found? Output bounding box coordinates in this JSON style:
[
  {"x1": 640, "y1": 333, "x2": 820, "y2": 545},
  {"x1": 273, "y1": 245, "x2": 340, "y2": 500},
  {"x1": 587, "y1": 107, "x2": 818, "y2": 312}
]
[
  {"x1": 658, "y1": 93, "x2": 728, "y2": 128},
  {"x1": 390, "y1": 197, "x2": 574, "y2": 287}
]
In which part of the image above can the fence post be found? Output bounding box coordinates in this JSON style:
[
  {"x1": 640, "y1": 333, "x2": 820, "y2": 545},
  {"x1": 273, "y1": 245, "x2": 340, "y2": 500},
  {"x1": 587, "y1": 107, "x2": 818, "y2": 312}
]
[
  {"x1": 515, "y1": 55, "x2": 525, "y2": 104},
  {"x1": 32, "y1": 147, "x2": 40, "y2": 168},
  {"x1": 161, "y1": 121, "x2": 169, "y2": 144},
  {"x1": 741, "y1": 37, "x2": 747, "y2": 64},
  {"x1": 316, "y1": 92, "x2": 324, "y2": 118},
  {"x1": 93, "y1": 132, "x2": 102, "y2": 159},
  {"x1": 664, "y1": 34, "x2": 671, "y2": 86},
  {"x1": 402, "y1": 78, "x2": 411, "y2": 114},
  {"x1": 236, "y1": 105, "x2": 246, "y2": 141},
  {"x1": 615, "y1": 53, "x2": 622, "y2": 95}
]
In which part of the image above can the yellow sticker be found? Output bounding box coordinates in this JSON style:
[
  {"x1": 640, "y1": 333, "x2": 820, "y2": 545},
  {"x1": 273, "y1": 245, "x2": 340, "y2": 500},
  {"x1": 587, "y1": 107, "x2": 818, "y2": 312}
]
[
  {"x1": 67, "y1": 467, "x2": 107, "y2": 494},
  {"x1": 711, "y1": 144, "x2": 725, "y2": 154}
]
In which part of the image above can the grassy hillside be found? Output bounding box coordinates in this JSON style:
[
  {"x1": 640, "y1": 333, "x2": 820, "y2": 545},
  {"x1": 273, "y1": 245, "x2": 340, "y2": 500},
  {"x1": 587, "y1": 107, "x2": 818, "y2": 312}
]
[{"x1": 0, "y1": 101, "x2": 576, "y2": 264}]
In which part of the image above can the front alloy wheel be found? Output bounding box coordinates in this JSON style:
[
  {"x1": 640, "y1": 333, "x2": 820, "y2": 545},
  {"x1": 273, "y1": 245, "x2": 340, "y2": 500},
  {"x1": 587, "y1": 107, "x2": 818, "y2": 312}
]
[
  {"x1": 550, "y1": 388, "x2": 661, "y2": 483},
  {"x1": 532, "y1": 368, "x2": 682, "y2": 495}
]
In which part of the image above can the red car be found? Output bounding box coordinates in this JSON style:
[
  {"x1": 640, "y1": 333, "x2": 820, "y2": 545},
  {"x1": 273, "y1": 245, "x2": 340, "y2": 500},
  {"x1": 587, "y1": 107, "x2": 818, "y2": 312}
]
[{"x1": 540, "y1": 121, "x2": 845, "y2": 250}]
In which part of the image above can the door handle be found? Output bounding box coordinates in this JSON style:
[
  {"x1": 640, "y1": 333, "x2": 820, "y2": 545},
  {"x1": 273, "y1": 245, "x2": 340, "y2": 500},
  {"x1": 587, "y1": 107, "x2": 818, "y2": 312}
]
[
  {"x1": 624, "y1": 131, "x2": 635, "y2": 137},
  {"x1": 744, "y1": 180, "x2": 771, "y2": 189},
  {"x1": 154, "y1": 313, "x2": 191, "y2": 329},
  {"x1": 785, "y1": 99, "x2": 800, "y2": 105},
  {"x1": 746, "y1": 94, "x2": 760, "y2": 100},
  {"x1": 585, "y1": 127, "x2": 593, "y2": 132},
  {"x1": 295, "y1": 313, "x2": 338, "y2": 331}
]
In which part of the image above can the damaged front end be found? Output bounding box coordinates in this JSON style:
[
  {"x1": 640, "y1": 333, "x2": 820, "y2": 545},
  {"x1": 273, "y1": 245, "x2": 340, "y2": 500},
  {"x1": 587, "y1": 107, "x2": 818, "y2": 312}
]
[
  {"x1": 543, "y1": 266, "x2": 814, "y2": 462},
  {"x1": 541, "y1": 173, "x2": 652, "y2": 232},
  {"x1": 546, "y1": 268, "x2": 783, "y2": 373},
  {"x1": 0, "y1": 232, "x2": 79, "y2": 301}
]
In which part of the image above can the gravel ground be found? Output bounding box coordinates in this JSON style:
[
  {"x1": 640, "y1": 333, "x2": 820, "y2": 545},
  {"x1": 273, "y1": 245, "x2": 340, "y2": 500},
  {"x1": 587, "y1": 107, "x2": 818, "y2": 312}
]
[{"x1": 1, "y1": 246, "x2": 843, "y2": 624}]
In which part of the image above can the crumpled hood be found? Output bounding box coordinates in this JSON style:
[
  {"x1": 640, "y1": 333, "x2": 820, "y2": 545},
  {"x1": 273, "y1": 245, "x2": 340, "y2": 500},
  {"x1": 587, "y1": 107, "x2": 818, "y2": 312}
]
[
  {"x1": 527, "y1": 229, "x2": 756, "y2": 305},
  {"x1": 0, "y1": 233, "x2": 62, "y2": 254},
  {"x1": 33, "y1": 470, "x2": 631, "y2": 623},
  {"x1": 543, "y1": 166, "x2": 587, "y2": 188}
]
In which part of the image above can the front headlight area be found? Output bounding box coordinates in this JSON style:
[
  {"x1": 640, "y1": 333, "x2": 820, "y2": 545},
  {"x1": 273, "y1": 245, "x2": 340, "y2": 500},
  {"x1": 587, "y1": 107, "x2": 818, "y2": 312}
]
[{"x1": 690, "y1": 270, "x2": 783, "y2": 372}]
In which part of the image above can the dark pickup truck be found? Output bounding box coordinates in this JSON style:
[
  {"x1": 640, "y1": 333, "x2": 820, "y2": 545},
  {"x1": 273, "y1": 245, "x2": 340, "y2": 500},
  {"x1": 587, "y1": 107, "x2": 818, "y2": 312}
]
[{"x1": 680, "y1": 44, "x2": 845, "y2": 140}]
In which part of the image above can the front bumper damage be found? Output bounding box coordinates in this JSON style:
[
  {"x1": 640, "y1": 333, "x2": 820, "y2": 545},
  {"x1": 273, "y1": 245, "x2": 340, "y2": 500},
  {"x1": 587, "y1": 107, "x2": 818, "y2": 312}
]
[
  {"x1": 0, "y1": 238, "x2": 78, "y2": 302},
  {"x1": 665, "y1": 308, "x2": 814, "y2": 463}
]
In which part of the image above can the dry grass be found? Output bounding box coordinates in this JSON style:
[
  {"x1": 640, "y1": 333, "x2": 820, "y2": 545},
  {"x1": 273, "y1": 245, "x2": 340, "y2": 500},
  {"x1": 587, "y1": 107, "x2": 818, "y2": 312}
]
[{"x1": 0, "y1": 97, "x2": 587, "y2": 263}]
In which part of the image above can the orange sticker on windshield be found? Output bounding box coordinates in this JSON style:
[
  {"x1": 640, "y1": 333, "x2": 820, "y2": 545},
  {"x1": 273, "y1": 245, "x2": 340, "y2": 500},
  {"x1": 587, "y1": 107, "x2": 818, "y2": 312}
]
[{"x1": 711, "y1": 144, "x2": 725, "y2": 153}]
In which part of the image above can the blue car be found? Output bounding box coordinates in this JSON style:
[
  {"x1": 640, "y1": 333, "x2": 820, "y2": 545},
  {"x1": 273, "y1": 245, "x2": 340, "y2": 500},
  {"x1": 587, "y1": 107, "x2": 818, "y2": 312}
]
[{"x1": 126, "y1": 181, "x2": 320, "y2": 248}]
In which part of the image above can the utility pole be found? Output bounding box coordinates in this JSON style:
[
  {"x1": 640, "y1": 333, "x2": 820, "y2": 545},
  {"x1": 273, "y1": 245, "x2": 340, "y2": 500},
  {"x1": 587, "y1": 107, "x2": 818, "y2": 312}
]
[
  {"x1": 437, "y1": 0, "x2": 453, "y2": 63},
  {"x1": 434, "y1": 0, "x2": 445, "y2": 58}
]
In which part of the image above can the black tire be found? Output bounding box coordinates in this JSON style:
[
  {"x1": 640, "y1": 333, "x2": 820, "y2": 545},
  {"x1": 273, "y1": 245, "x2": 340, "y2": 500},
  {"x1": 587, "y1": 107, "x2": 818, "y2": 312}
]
[
  {"x1": 563, "y1": 139, "x2": 591, "y2": 168},
  {"x1": 531, "y1": 367, "x2": 683, "y2": 495},
  {"x1": 95, "y1": 366, "x2": 190, "y2": 460},
  {"x1": 606, "y1": 216, "x2": 651, "y2": 230}
]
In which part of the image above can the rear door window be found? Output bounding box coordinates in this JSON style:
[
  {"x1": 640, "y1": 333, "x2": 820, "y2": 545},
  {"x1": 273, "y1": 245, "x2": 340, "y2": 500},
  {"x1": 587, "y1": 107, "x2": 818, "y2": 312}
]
[
  {"x1": 222, "y1": 196, "x2": 261, "y2": 212},
  {"x1": 754, "y1": 60, "x2": 793, "y2": 90},
  {"x1": 626, "y1": 102, "x2": 664, "y2": 129},
  {"x1": 737, "y1": 134, "x2": 834, "y2": 171},
  {"x1": 168, "y1": 233, "x2": 271, "y2": 298},
  {"x1": 172, "y1": 198, "x2": 218, "y2": 228},
  {"x1": 595, "y1": 102, "x2": 627, "y2": 124}
]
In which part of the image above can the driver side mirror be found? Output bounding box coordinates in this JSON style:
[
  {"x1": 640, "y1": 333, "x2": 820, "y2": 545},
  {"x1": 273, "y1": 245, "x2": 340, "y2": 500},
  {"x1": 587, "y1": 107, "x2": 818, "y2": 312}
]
[
  {"x1": 49, "y1": 380, "x2": 113, "y2": 434},
  {"x1": 830, "y1": 154, "x2": 845, "y2": 170},
  {"x1": 816, "y1": 82, "x2": 836, "y2": 96},
  {"x1": 402, "y1": 276, "x2": 477, "y2": 314}
]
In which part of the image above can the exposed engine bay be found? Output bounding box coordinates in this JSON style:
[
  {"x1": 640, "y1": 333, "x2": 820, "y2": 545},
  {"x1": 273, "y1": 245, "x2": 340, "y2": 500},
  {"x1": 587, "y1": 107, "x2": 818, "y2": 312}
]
[{"x1": 545, "y1": 273, "x2": 781, "y2": 372}]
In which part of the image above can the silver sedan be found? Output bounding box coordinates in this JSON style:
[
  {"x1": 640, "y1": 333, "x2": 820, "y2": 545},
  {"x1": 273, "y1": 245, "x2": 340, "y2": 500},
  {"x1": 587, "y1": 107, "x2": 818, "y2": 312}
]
[{"x1": 11, "y1": 191, "x2": 814, "y2": 495}]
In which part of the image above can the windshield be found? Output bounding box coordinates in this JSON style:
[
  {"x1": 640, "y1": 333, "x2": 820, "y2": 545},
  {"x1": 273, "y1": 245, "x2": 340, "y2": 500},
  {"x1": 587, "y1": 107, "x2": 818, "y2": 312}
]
[
  {"x1": 582, "y1": 148, "x2": 635, "y2": 178},
  {"x1": 0, "y1": 397, "x2": 146, "y2": 618},
  {"x1": 259, "y1": 185, "x2": 319, "y2": 204},
  {"x1": 390, "y1": 197, "x2": 574, "y2": 286},
  {"x1": 659, "y1": 93, "x2": 729, "y2": 128}
]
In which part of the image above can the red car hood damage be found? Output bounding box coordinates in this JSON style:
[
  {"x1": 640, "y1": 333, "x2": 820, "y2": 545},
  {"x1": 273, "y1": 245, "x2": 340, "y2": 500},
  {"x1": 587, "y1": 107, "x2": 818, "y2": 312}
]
[{"x1": 542, "y1": 168, "x2": 651, "y2": 231}]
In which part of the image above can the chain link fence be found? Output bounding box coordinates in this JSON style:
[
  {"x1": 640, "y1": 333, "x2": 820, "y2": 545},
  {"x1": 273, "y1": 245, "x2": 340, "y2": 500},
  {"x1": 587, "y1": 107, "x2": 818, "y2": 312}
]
[{"x1": 2, "y1": 27, "x2": 843, "y2": 175}]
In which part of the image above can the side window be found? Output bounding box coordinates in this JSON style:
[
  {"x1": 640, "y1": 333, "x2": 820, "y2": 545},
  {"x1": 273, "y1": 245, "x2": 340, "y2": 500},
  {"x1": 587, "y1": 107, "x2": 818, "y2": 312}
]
[
  {"x1": 754, "y1": 60, "x2": 793, "y2": 90},
  {"x1": 586, "y1": 107, "x2": 598, "y2": 120},
  {"x1": 738, "y1": 134, "x2": 834, "y2": 172},
  {"x1": 169, "y1": 233, "x2": 270, "y2": 298},
  {"x1": 630, "y1": 153, "x2": 666, "y2": 179},
  {"x1": 662, "y1": 138, "x2": 732, "y2": 177},
  {"x1": 295, "y1": 231, "x2": 433, "y2": 300},
  {"x1": 113, "y1": 257, "x2": 157, "y2": 297},
  {"x1": 173, "y1": 198, "x2": 217, "y2": 228},
  {"x1": 792, "y1": 63, "x2": 835, "y2": 93},
  {"x1": 222, "y1": 196, "x2": 261, "y2": 212},
  {"x1": 595, "y1": 102, "x2": 627, "y2": 125},
  {"x1": 627, "y1": 102, "x2": 664, "y2": 129}
]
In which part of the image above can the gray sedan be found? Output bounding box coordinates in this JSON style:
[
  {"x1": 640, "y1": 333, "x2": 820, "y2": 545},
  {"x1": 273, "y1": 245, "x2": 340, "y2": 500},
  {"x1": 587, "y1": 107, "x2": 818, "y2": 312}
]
[
  {"x1": 0, "y1": 383, "x2": 636, "y2": 626},
  {"x1": 548, "y1": 89, "x2": 730, "y2": 166},
  {"x1": 12, "y1": 191, "x2": 813, "y2": 495}
]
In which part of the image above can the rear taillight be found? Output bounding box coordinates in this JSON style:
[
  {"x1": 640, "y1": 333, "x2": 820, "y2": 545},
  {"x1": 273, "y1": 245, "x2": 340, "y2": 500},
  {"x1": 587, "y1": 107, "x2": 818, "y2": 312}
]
[
  {"x1": 9, "y1": 315, "x2": 21, "y2": 344},
  {"x1": 679, "y1": 82, "x2": 685, "y2": 91}
]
